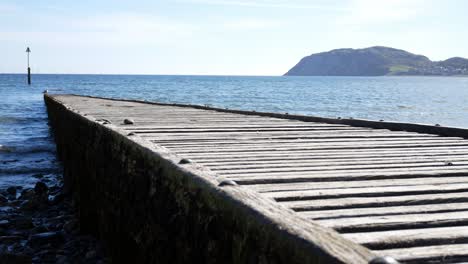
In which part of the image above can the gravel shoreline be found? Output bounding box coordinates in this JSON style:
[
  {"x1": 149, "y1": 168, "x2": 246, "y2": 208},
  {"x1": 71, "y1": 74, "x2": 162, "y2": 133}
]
[{"x1": 0, "y1": 174, "x2": 110, "y2": 264}]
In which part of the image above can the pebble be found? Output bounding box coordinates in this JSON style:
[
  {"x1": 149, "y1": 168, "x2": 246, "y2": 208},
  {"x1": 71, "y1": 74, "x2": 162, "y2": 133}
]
[
  {"x1": 6, "y1": 187, "x2": 17, "y2": 197},
  {"x1": 0, "y1": 180, "x2": 110, "y2": 263},
  {"x1": 20, "y1": 189, "x2": 35, "y2": 200},
  {"x1": 34, "y1": 182, "x2": 48, "y2": 196},
  {"x1": 29, "y1": 232, "x2": 64, "y2": 247},
  {"x1": 56, "y1": 255, "x2": 67, "y2": 264},
  {"x1": 51, "y1": 193, "x2": 65, "y2": 205},
  {"x1": 179, "y1": 158, "x2": 192, "y2": 164},
  {"x1": 0, "y1": 220, "x2": 9, "y2": 227},
  {"x1": 63, "y1": 220, "x2": 77, "y2": 233},
  {"x1": 30, "y1": 226, "x2": 47, "y2": 234},
  {"x1": 13, "y1": 217, "x2": 33, "y2": 229},
  {"x1": 0, "y1": 195, "x2": 7, "y2": 206},
  {"x1": 123, "y1": 118, "x2": 134, "y2": 125},
  {"x1": 0, "y1": 235, "x2": 23, "y2": 243},
  {"x1": 85, "y1": 250, "x2": 97, "y2": 259},
  {"x1": 0, "y1": 253, "x2": 32, "y2": 264}
]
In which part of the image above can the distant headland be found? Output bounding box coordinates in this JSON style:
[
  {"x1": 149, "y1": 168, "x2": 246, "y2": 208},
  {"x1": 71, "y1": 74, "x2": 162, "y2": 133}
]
[{"x1": 285, "y1": 46, "x2": 468, "y2": 76}]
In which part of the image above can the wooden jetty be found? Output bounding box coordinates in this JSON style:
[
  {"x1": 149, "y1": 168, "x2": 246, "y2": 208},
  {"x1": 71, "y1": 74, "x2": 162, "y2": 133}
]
[{"x1": 45, "y1": 94, "x2": 468, "y2": 264}]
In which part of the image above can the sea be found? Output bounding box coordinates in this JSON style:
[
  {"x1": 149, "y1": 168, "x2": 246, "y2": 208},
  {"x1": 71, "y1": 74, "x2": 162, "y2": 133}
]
[{"x1": 1, "y1": 74, "x2": 468, "y2": 189}]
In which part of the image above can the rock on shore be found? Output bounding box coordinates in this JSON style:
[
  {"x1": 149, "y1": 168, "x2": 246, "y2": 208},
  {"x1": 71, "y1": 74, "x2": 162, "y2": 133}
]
[{"x1": 0, "y1": 179, "x2": 110, "y2": 263}]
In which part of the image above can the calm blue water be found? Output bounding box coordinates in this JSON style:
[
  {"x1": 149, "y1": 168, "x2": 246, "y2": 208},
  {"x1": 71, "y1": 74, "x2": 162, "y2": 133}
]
[{"x1": 1, "y1": 74, "x2": 468, "y2": 188}]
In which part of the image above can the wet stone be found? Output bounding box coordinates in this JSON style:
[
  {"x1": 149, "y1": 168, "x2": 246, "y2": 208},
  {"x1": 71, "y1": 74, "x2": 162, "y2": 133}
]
[
  {"x1": 13, "y1": 217, "x2": 34, "y2": 229},
  {"x1": 50, "y1": 193, "x2": 65, "y2": 205},
  {"x1": 56, "y1": 255, "x2": 67, "y2": 264},
  {"x1": 0, "y1": 253, "x2": 32, "y2": 264},
  {"x1": 30, "y1": 225, "x2": 48, "y2": 234},
  {"x1": 20, "y1": 189, "x2": 35, "y2": 201},
  {"x1": 34, "y1": 182, "x2": 48, "y2": 196},
  {"x1": 63, "y1": 219, "x2": 77, "y2": 234},
  {"x1": 19, "y1": 200, "x2": 40, "y2": 211},
  {"x1": 0, "y1": 235, "x2": 23, "y2": 243},
  {"x1": 85, "y1": 250, "x2": 97, "y2": 259},
  {"x1": 0, "y1": 194, "x2": 7, "y2": 206},
  {"x1": 9, "y1": 200, "x2": 22, "y2": 207},
  {"x1": 6, "y1": 187, "x2": 17, "y2": 197},
  {"x1": 0, "y1": 219, "x2": 10, "y2": 227},
  {"x1": 0, "y1": 180, "x2": 109, "y2": 263},
  {"x1": 29, "y1": 231, "x2": 64, "y2": 247}
]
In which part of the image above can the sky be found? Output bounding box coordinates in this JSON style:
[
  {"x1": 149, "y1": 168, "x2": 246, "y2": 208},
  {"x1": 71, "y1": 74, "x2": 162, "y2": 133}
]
[{"x1": 1, "y1": 0, "x2": 468, "y2": 75}]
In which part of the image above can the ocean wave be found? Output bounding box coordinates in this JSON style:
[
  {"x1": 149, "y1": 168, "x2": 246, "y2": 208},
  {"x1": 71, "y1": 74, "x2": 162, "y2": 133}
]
[
  {"x1": 397, "y1": 105, "x2": 413, "y2": 109},
  {"x1": 0, "y1": 116, "x2": 48, "y2": 124},
  {"x1": 0, "y1": 167, "x2": 60, "y2": 175},
  {"x1": 0, "y1": 144, "x2": 14, "y2": 153},
  {"x1": 0, "y1": 144, "x2": 56, "y2": 154}
]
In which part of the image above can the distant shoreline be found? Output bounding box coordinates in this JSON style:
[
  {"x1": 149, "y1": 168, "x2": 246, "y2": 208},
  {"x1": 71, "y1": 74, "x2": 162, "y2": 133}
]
[
  {"x1": 1, "y1": 73, "x2": 468, "y2": 78},
  {"x1": 286, "y1": 46, "x2": 468, "y2": 77}
]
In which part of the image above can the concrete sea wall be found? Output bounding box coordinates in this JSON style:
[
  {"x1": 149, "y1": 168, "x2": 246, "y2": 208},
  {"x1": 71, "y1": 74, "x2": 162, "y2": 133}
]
[{"x1": 44, "y1": 94, "x2": 373, "y2": 264}]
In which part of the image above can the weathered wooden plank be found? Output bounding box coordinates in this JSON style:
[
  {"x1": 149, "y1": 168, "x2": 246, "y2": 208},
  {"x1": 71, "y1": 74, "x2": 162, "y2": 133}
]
[
  {"x1": 167, "y1": 144, "x2": 468, "y2": 155},
  {"x1": 156, "y1": 137, "x2": 459, "y2": 147},
  {"x1": 211, "y1": 162, "x2": 468, "y2": 175},
  {"x1": 225, "y1": 166, "x2": 468, "y2": 180},
  {"x1": 147, "y1": 135, "x2": 440, "y2": 143},
  {"x1": 121, "y1": 124, "x2": 365, "y2": 129},
  {"x1": 317, "y1": 211, "x2": 468, "y2": 232},
  {"x1": 139, "y1": 130, "x2": 431, "y2": 138},
  {"x1": 191, "y1": 151, "x2": 468, "y2": 162},
  {"x1": 343, "y1": 225, "x2": 468, "y2": 249},
  {"x1": 202, "y1": 157, "x2": 468, "y2": 170},
  {"x1": 164, "y1": 140, "x2": 468, "y2": 152},
  {"x1": 280, "y1": 192, "x2": 468, "y2": 212},
  {"x1": 87, "y1": 113, "x2": 296, "y2": 120},
  {"x1": 155, "y1": 136, "x2": 457, "y2": 143},
  {"x1": 123, "y1": 127, "x2": 372, "y2": 133},
  {"x1": 232, "y1": 175, "x2": 468, "y2": 185},
  {"x1": 374, "y1": 244, "x2": 468, "y2": 263},
  {"x1": 250, "y1": 177, "x2": 468, "y2": 193},
  {"x1": 264, "y1": 183, "x2": 468, "y2": 201},
  {"x1": 199, "y1": 155, "x2": 468, "y2": 166},
  {"x1": 299, "y1": 202, "x2": 468, "y2": 220},
  {"x1": 168, "y1": 147, "x2": 468, "y2": 159}
]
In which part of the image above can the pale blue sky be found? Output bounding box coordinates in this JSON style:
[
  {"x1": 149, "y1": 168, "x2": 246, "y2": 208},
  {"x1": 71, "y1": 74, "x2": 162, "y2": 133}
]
[{"x1": 1, "y1": 0, "x2": 467, "y2": 75}]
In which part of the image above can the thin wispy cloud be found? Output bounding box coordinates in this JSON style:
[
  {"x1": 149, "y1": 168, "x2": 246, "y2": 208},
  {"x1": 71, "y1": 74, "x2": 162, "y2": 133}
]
[
  {"x1": 221, "y1": 18, "x2": 282, "y2": 30},
  {"x1": 182, "y1": 0, "x2": 347, "y2": 10},
  {"x1": 0, "y1": 3, "x2": 18, "y2": 13},
  {"x1": 72, "y1": 13, "x2": 195, "y2": 34},
  {"x1": 339, "y1": 0, "x2": 428, "y2": 26},
  {"x1": 0, "y1": 12, "x2": 197, "y2": 46}
]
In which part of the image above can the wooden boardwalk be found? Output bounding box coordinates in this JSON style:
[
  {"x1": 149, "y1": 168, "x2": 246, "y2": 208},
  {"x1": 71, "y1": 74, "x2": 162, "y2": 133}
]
[{"x1": 48, "y1": 94, "x2": 468, "y2": 263}]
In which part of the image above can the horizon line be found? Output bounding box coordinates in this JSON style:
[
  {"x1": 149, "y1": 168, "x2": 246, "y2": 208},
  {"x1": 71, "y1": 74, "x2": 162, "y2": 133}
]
[{"x1": 0, "y1": 72, "x2": 283, "y2": 77}]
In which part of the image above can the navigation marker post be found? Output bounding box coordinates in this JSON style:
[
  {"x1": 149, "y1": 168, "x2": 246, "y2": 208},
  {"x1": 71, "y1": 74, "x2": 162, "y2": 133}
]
[{"x1": 26, "y1": 47, "x2": 31, "y2": 85}]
